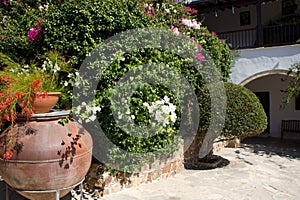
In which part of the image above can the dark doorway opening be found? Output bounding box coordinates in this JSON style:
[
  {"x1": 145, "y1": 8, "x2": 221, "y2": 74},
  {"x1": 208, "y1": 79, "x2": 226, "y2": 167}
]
[{"x1": 254, "y1": 92, "x2": 270, "y2": 133}]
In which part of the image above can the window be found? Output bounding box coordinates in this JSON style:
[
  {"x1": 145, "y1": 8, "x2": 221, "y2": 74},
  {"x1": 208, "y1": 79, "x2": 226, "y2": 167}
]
[{"x1": 240, "y1": 11, "x2": 251, "y2": 26}]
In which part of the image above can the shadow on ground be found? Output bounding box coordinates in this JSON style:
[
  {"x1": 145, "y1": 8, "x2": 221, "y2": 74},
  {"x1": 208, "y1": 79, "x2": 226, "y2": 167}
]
[
  {"x1": 240, "y1": 136, "x2": 300, "y2": 159},
  {"x1": 0, "y1": 181, "x2": 72, "y2": 200}
]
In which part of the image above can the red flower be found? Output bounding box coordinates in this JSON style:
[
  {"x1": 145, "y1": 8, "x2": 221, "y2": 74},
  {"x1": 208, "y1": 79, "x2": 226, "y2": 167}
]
[
  {"x1": 30, "y1": 78, "x2": 41, "y2": 88},
  {"x1": 3, "y1": 150, "x2": 14, "y2": 160}
]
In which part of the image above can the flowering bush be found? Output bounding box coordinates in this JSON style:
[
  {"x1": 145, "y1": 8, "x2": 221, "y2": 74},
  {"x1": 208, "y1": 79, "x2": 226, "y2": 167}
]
[
  {"x1": 65, "y1": 0, "x2": 234, "y2": 172},
  {"x1": 0, "y1": 0, "x2": 234, "y2": 171}
]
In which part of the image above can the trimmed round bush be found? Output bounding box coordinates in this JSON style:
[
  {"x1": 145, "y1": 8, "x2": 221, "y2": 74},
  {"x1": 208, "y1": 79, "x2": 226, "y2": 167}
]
[
  {"x1": 198, "y1": 82, "x2": 268, "y2": 138},
  {"x1": 222, "y1": 82, "x2": 267, "y2": 137}
]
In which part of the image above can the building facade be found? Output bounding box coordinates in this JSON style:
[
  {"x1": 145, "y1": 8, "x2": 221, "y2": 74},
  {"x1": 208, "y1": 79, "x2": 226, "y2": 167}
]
[{"x1": 191, "y1": 0, "x2": 300, "y2": 138}]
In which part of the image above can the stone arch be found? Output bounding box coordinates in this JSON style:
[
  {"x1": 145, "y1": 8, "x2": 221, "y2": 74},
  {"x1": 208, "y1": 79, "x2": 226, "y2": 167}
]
[{"x1": 239, "y1": 69, "x2": 289, "y2": 86}]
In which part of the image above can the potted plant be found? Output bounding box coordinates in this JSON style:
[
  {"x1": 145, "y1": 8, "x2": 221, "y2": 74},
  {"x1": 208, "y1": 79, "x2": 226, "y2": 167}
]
[
  {"x1": 0, "y1": 50, "x2": 74, "y2": 159},
  {"x1": 0, "y1": 51, "x2": 93, "y2": 200}
]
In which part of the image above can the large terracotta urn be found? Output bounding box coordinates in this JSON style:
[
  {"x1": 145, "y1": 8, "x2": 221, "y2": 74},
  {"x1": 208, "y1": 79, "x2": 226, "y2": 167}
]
[{"x1": 0, "y1": 110, "x2": 93, "y2": 199}]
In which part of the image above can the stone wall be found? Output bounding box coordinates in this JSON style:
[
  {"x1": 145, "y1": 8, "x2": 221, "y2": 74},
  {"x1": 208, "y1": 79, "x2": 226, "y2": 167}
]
[{"x1": 83, "y1": 142, "x2": 185, "y2": 197}]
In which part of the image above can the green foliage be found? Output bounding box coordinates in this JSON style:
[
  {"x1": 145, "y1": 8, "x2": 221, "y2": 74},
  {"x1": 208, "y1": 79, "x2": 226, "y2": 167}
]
[
  {"x1": 282, "y1": 63, "x2": 300, "y2": 106},
  {"x1": 0, "y1": 0, "x2": 152, "y2": 67},
  {"x1": 0, "y1": 1, "x2": 42, "y2": 64},
  {"x1": 0, "y1": 0, "x2": 233, "y2": 75},
  {"x1": 1, "y1": 0, "x2": 235, "y2": 171},
  {"x1": 198, "y1": 82, "x2": 267, "y2": 138},
  {"x1": 222, "y1": 82, "x2": 267, "y2": 137}
]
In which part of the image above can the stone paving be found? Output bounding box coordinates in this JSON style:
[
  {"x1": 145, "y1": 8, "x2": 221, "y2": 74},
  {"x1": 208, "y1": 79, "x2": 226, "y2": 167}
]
[
  {"x1": 1, "y1": 137, "x2": 300, "y2": 200},
  {"x1": 72, "y1": 137, "x2": 300, "y2": 200}
]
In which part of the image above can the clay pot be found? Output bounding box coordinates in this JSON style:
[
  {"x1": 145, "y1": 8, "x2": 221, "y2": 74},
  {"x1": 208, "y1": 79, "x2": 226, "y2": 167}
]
[
  {"x1": 0, "y1": 110, "x2": 93, "y2": 199},
  {"x1": 18, "y1": 92, "x2": 61, "y2": 114},
  {"x1": 31, "y1": 92, "x2": 61, "y2": 113}
]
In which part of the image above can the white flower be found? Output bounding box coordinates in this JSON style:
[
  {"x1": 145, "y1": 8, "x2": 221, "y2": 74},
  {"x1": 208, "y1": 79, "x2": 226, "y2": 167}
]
[
  {"x1": 131, "y1": 115, "x2": 135, "y2": 120},
  {"x1": 118, "y1": 111, "x2": 122, "y2": 120},
  {"x1": 170, "y1": 113, "x2": 177, "y2": 123},
  {"x1": 53, "y1": 63, "x2": 60, "y2": 72},
  {"x1": 144, "y1": 96, "x2": 177, "y2": 127},
  {"x1": 74, "y1": 82, "x2": 80, "y2": 87},
  {"x1": 64, "y1": 81, "x2": 68, "y2": 86},
  {"x1": 172, "y1": 27, "x2": 180, "y2": 36},
  {"x1": 74, "y1": 106, "x2": 81, "y2": 115},
  {"x1": 89, "y1": 115, "x2": 97, "y2": 122},
  {"x1": 92, "y1": 106, "x2": 101, "y2": 113},
  {"x1": 168, "y1": 103, "x2": 176, "y2": 113},
  {"x1": 143, "y1": 102, "x2": 149, "y2": 107},
  {"x1": 163, "y1": 96, "x2": 170, "y2": 103},
  {"x1": 41, "y1": 64, "x2": 46, "y2": 71}
]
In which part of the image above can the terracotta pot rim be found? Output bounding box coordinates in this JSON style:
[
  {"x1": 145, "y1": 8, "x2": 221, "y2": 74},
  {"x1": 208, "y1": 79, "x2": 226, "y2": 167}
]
[
  {"x1": 37, "y1": 91, "x2": 61, "y2": 96},
  {"x1": 17, "y1": 109, "x2": 70, "y2": 121}
]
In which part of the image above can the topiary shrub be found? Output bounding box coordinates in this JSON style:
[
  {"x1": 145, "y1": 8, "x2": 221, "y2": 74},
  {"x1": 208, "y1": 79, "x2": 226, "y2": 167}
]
[
  {"x1": 222, "y1": 82, "x2": 268, "y2": 138},
  {"x1": 185, "y1": 82, "x2": 267, "y2": 168}
]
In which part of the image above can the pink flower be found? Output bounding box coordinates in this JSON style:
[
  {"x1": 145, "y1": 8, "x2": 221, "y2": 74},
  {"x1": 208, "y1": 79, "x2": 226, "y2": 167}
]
[
  {"x1": 196, "y1": 53, "x2": 205, "y2": 62},
  {"x1": 191, "y1": 37, "x2": 195, "y2": 41},
  {"x1": 3, "y1": 0, "x2": 7, "y2": 5},
  {"x1": 212, "y1": 32, "x2": 216, "y2": 36},
  {"x1": 147, "y1": 11, "x2": 154, "y2": 17},
  {"x1": 38, "y1": 18, "x2": 44, "y2": 24},
  {"x1": 28, "y1": 28, "x2": 40, "y2": 41},
  {"x1": 198, "y1": 44, "x2": 202, "y2": 49}
]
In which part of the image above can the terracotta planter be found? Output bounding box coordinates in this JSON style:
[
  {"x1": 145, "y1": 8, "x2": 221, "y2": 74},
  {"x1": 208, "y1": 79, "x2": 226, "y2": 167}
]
[
  {"x1": 0, "y1": 110, "x2": 93, "y2": 200},
  {"x1": 18, "y1": 92, "x2": 61, "y2": 114},
  {"x1": 31, "y1": 92, "x2": 61, "y2": 113}
]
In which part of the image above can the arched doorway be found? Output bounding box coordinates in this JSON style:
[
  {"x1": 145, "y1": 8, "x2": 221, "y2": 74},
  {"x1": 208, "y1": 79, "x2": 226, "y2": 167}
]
[{"x1": 240, "y1": 70, "x2": 300, "y2": 138}]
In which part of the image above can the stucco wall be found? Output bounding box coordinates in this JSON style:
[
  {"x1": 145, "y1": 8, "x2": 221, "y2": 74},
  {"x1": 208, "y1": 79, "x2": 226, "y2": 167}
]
[
  {"x1": 245, "y1": 74, "x2": 300, "y2": 138},
  {"x1": 230, "y1": 44, "x2": 300, "y2": 85},
  {"x1": 230, "y1": 44, "x2": 300, "y2": 138}
]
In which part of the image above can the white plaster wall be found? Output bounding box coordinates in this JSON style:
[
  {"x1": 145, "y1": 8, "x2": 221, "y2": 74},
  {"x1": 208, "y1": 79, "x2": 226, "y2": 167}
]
[
  {"x1": 245, "y1": 74, "x2": 300, "y2": 138},
  {"x1": 230, "y1": 44, "x2": 300, "y2": 85},
  {"x1": 230, "y1": 44, "x2": 300, "y2": 138}
]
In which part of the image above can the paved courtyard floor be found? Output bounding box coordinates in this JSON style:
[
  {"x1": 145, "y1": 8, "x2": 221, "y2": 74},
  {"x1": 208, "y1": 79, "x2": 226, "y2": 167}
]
[
  {"x1": 1, "y1": 137, "x2": 299, "y2": 200},
  {"x1": 74, "y1": 137, "x2": 300, "y2": 200}
]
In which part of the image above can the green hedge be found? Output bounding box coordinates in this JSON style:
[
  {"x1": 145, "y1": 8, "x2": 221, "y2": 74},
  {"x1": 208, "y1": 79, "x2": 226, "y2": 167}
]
[{"x1": 198, "y1": 82, "x2": 267, "y2": 138}]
